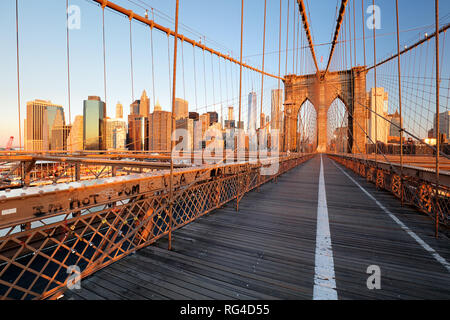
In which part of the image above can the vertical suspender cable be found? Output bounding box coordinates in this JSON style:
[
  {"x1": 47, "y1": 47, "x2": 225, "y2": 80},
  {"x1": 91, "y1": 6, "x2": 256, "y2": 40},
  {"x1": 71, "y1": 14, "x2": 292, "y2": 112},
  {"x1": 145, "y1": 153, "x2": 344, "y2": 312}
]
[
  {"x1": 239, "y1": 0, "x2": 244, "y2": 129},
  {"x1": 353, "y1": 0, "x2": 356, "y2": 66},
  {"x1": 203, "y1": 41, "x2": 207, "y2": 111},
  {"x1": 218, "y1": 56, "x2": 223, "y2": 127},
  {"x1": 129, "y1": 13, "x2": 135, "y2": 102},
  {"x1": 372, "y1": 0, "x2": 378, "y2": 162},
  {"x1": 15, "y1": 0, "x2": 22, "y2": 150},
  {"x1": 434, "y1": 0, "x2": 440, "y2": 238},
  {"x1": 169, "y1": 0, "x2": 180, "y2": 251},
  {"x1": 150, "y1": 9, "x2": 156, "y2": 109},
  {"x1": 181, "y1": 39, "x2": 186, "y2": 101},
  {"x1": 278, "y1": 0, "x2": 282, "y2": 148},
  {"x1": 285, "y1": 0, "x2": 290, "y2": 76},
  {"x1": 193, "y1": 46, "x2": 198, "y2": 109},
  {"x1": 211, "y1": 53, "x2": 215, "y2": 110},
  {"x1": 296, "y1": 10, "x2": 300, "y2": 74},
  {"x1": 168, "y1": 34, "x2": 172, "y2": 104},
  {"x1": 292, "y1": 2, "x2": 296, "y2": 74},
  {"x1": 102, "y1": 6, "x2": 107, "y2": 107},
  {"x1": 361, "y1": 0, "x2": 367, "y2": 67},
  {"x1": 395, "y1": 0, "x2": 404, "y2": 206},
  {"x1": 66, "y1": 0, "x2": 72, "y2": 125},
  {"x1": 260, "y1": 0, "x2": 267, "y2": 129}
]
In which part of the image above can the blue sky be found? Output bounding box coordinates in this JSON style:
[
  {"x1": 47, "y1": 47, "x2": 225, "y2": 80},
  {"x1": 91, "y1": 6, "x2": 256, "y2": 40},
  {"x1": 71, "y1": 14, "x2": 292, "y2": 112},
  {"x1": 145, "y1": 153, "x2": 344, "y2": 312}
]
[{"x1": 0, "y1": 0, "x2": 449, "y2": 147}]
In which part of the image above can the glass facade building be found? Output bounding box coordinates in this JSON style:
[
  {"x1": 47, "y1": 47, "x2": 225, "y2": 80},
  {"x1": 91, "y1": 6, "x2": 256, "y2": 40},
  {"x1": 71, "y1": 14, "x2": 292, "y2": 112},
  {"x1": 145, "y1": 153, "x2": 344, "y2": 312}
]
[{"x1": 83, "y1": 96, "x2": 106, "y2": 150}]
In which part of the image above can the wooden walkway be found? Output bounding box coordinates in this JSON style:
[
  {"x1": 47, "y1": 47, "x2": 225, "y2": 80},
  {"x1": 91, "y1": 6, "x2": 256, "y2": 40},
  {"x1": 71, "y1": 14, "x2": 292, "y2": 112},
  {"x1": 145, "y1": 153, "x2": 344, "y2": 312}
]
[{"x1": 63, "y1": 155, "x2": 450, "y2": 300}]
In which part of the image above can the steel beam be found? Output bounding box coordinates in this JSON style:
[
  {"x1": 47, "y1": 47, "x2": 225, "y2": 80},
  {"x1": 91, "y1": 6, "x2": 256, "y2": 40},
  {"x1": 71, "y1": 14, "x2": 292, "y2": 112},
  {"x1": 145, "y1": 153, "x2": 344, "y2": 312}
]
[
  {"x1": 324, "y1": 0, "x2": 348, "y2": 76},
  {"x1": 296, "y1": 0, "x2": 320, "y2": 76}
]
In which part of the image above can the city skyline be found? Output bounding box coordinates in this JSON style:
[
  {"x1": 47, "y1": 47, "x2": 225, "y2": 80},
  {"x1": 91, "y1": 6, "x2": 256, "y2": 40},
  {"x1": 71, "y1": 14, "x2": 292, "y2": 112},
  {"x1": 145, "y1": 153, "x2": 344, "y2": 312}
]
[{"x1": 1, "y1": 0, "x2": 449, "y2": 146}]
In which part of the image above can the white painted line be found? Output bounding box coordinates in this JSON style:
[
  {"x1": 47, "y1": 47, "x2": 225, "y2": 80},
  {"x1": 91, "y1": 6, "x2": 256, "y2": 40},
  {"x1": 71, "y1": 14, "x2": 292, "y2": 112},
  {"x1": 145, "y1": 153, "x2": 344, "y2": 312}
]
[
  {"x1": 313, "y1": 154, "x2": 338, "y2": 300},
  {"x1": 331, "y1": 158, "x2": 450, "y2": 273}
]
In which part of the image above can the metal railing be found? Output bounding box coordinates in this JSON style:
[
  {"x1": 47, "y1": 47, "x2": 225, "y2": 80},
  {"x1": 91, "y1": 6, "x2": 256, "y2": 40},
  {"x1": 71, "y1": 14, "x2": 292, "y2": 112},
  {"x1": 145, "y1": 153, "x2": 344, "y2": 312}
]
[
  {"x1": 0, "y1": 153, "x2": 313, "y2": 300},
  {"x1": 328, "y1": 153, "x2": 449, "y2": 228}
]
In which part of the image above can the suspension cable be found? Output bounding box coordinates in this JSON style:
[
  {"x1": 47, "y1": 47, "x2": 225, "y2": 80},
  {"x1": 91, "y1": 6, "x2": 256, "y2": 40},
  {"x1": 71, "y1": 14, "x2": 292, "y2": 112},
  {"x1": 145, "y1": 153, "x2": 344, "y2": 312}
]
[
  {"x1": 285, "y1": 0, "x2": 290, "y2": 76},
  {"x1": 150, "y1": 9, "x2": 156, "y2": 109},
  {"x1": 372, "y1": 0, "x2": 378, "y2": 162},
  {"x1": 239, "y1": 0, "x2": 244, "y2": 128},
  {"x1": 66, "y1": 0, "x2": 72, "y2": 125},
  {"x1": 260, "y1": 0, "x2": 267, "y2": 129},
  {"x1": 15, "y1": 0, "x2": 22, "y2": 150},
  {"x1": 129, "y1": 13, "x2": 135, "y2": 102},
  {"x1": 102, "y1": 6, "x2": 107, "y2": 107},
  {"x1": 193, "y1": 45, "x2": 198, "y2": 109},
  {"x1": 362, "y1": 0, "x2": 367, "y2": 67}
]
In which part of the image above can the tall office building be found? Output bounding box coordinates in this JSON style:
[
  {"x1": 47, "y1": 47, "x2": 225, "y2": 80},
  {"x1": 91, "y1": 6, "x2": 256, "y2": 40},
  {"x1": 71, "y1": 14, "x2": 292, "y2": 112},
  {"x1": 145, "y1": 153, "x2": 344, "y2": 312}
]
[
  {"x1": 67, "y1": 115, "x2": 84, "y2": 152},
  {"x1": 207, "y1": 111, "x2": 219, "y2": 126},
  {"x1": 128, "y1": 115, "x2": 147, "y2": 151},
  {"x1": 176, "y1": 118, "x2": 194, "y2": 151},
  {"x1": 228, "y1": 106, "x2": 234, "y2": 121},
  {"x1": 271, "y1": 89, "x2": 283, "y2": 130},
  {"x1": 388, "y1": 110, "x2": 402, "y2": 139},
  {"x1": 140, "y1": 90, "x2": 150, "y2": 116},
  {"x1": 189, "y1": 112, "x2": 199, "y2": 121},
  {"x1": 130, "y1": 100, "x2": 140, "y2": 115},
  {"x1": 174, "y1": 98, "x2": 189, "y2": 120},
  {"x1": 116, "y1": 102, "x2": 123, "y2": 119},
  {"x1": 51, "y1": 125, "x2": 72, "y2": 151},
  {"x1": 367, "y1": 88, "x2": 389, "y2": 144},
  {"x1": 148, "y1": 110, "x2": 172, "y2": 151},
  {"x1": 106, "y1": 119, "x2": 127, "y2": 150},
  {"x1": 248, "y1": 92, "x2": 257, "y2": 132},
  {"x1": 154, "y1": 99, "x2": 162, "y2": 112},
  {"x1": 260, "y1": 112, "x2": 266, "y2": 129},
  {"x1": 25, "y1": 99, "x2": 65, "y2": 151},
  {"x1": 434, "y1": 111, "x2": 450, "y2": 141},
  {"x1": 83, "y1": 96, "x2": 106, "y2": 150}
]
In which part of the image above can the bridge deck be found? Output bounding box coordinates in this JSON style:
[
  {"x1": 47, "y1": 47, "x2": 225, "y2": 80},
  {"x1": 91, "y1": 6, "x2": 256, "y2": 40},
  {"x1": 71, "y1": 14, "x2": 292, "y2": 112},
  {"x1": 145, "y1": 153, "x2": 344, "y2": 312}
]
[{"x1": 63, "y1": 155, "x2": 450, "y2": 300}]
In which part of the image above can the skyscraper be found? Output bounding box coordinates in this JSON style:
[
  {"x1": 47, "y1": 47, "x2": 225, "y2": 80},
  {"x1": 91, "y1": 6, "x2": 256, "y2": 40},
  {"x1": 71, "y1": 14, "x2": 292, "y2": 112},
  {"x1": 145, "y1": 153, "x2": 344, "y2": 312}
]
[
  {"x1": 154, "y1": 99, "x2": 162, "y2": 112},
  {"x1": 106, "y1": 118, "x2": 127, "y2": 150},
  {"x1": 140, "y1": 90, "x2": 150, "y2": 116},
  {"x1": 434, "y1": 111, "x2": 450, "y2": 142},
  {"x1": 174, "y1": 98, "x2": 189, "y2": 120},
  {"x1": 128, "y1": 115, "x2": 147, "y2": 151},
  {"x1": 248, "y1": 92, "x2": 257, "y2": 132},
  {"x1": 271, "y1": 89, "x2": 283, "y2": 130},
  {"x1": 130, "y1": 100, "x2": 140, "y2": 115},
  {"x1": 148, "y1": 110, "x2": 172, "y2": 151},
  {"x1": 207, "y1": 111, "x2": 219, "y2": 126},
  {"x1": 25, "y1": 99, "x2": 65, "y2": 151},
  {"x1": 116, "y1": 102, "x2": 123, "y2": 119},
  {"x1": 51, "y1": 125, "x2": 72, "y2": 151},
  {"x1": 67, "y1": 115, "x2": 84, "y2": 152},
  {"x1": 228, "y1": 106, "x2": 234, "y2": 121},
  {"x1": 83, "y1": 96, "x2": 106, "y2": 150},
  {"x1": 368, "y1": 88, "x2": 389, "y2": 144}
]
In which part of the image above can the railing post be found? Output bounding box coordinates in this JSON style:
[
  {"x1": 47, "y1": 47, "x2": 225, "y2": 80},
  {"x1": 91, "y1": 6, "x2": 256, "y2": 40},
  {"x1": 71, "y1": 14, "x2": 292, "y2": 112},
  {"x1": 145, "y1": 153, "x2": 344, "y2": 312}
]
[
  {"x1": 168, "y1": 0, "x2": 180, "y2": 250},
  {"x1": 395, "y1": 0, "x2": 404, "y2": 206},
  {"x1": 434, "y1": 0, "x2": 440, "y2": 238}
]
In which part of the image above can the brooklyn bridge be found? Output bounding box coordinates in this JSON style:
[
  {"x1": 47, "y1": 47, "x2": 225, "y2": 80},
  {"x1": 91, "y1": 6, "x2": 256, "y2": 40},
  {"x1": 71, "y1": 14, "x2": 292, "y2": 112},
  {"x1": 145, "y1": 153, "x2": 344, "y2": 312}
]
[{"x1": 0, "y1": 0, "x2": 449, "y2": 300}]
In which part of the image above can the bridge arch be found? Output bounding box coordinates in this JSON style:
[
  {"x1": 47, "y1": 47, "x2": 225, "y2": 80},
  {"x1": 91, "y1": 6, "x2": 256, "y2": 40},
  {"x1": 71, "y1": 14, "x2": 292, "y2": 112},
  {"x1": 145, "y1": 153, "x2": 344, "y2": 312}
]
[
  {"x1": 283, "y1": 67, "x2": 368, "y2": 153},
  {"x1": 296, "y1": 99, "x2": 318, "y2": 153}
]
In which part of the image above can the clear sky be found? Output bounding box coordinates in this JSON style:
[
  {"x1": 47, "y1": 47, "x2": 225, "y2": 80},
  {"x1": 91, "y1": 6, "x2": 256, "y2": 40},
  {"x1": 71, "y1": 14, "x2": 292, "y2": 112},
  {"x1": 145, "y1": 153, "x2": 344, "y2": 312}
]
[{"x1": 0, "y1": 0, "x2": 449, "y2": 147}]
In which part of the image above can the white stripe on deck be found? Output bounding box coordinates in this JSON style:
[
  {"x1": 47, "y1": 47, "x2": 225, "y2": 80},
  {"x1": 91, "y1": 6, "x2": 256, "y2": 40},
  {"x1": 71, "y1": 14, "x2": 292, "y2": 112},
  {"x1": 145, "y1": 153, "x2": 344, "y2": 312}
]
[
  {"x1": 313, "y1": 154, "x2": 338, "y2": 300},
  {"x1": 331, "y1": 159, "x2": 450, "y2": 273}
]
